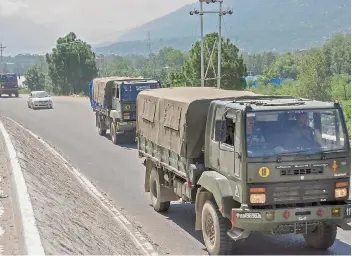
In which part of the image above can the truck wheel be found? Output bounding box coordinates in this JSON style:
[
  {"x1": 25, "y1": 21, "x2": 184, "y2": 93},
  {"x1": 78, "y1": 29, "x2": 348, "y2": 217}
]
[
  {"x1": 96, "y1": 115, "x2": 106, "y2": 136},
  {"x1": 303, "y1": 223, "x2": 337, "y2": 249},
  {"x1": 110, "y1": 120, "x2": 118, "y2": 145},
  {"x1": 201, "y1": 200, "x2": 233, "y2": 255},
  {"x1": 98, "y1": 126, "x2": 106, "y2": 136},
  {"x1": 15, "y1": 92, "x2": 19, "y2": 97},
  {"x1": 149, "y1": 168, "x2": 170, "y2": 212}
]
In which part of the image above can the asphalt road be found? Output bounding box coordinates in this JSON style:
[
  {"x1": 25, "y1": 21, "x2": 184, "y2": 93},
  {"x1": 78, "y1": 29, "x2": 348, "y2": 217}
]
[{"x1": 0, "y1": 95, "x2": 350, "y2": 255}]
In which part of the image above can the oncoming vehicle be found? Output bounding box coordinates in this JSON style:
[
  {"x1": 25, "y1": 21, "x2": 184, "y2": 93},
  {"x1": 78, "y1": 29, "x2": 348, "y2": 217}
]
[
  {"x1": 92, "y1": 76, "x2": 162, "y2": 144},
  {"x1": 0, "y1": 73, "x2": 19, "y2": 97},
  {"x1": 136, "y1": 87, "x2": 351, "y2": 255},
  {"x1": 27, "y1": 91, "x2": 53, "y2": 109}
]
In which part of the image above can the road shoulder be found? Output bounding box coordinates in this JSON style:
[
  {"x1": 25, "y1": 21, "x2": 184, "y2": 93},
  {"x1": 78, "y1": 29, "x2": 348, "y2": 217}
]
[
  {"x1": 0, "y1": 116, "x2": 150, "y2": 255},
  {"x1": 0, "y1": 126, "x2": 19, "y2": 255}
]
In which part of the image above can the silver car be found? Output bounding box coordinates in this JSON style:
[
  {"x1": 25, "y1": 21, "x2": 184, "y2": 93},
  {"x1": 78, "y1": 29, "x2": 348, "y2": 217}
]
[{"x1": 27, "y1": 91, "x2": 53, "y2": 109}]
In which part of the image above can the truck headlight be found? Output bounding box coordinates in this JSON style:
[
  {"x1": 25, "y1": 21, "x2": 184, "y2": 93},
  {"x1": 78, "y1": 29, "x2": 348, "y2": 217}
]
[
  {"x1": 250, "y1": 194, "x2": 266, "y2": 203},
  {"x1": 335, "y1": 188, "x2": 347, "y2": 198},
  {"x1": 335, "y1": 181, "x2": 348, "y2": 198},
  {"x1": 249, "y1": 187, "x2": 266, "y2": 204}
]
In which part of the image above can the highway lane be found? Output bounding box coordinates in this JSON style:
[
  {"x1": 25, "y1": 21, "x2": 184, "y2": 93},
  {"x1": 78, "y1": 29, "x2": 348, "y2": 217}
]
[{"x1": 0, "y1": 95, "x2": 351, "y2": 255}]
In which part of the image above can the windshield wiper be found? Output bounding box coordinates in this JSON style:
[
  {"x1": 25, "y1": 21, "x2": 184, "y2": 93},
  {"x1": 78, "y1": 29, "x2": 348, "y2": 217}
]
[
  {"x1": 320, "y1": 149, "x2": 346, "y2": 159},
  {"x1": 276, "y1": 149, "x2": 318, "y2": 162}
]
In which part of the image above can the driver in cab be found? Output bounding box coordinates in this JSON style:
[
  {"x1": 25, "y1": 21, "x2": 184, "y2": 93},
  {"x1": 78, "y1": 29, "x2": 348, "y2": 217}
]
[
  {"x1": 246, "y1": 115, "x2": 266, "y2": 156},
  {"x1": 287, "y1": 111, "x2": 320, "y2": 149}
]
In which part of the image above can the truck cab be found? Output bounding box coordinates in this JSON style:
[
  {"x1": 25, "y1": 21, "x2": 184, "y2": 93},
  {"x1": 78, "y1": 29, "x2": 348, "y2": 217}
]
[{"x1": 199, "y1": 96, "x2": 350, "y2": 253}]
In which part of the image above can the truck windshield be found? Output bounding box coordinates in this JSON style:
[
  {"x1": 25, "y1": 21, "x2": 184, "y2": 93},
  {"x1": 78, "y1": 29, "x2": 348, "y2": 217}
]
[
  {"x1": 121, "y1": 83, "x2": 158, "y2": 102},
  {"x1": 0, "y1": 74, "x2": 17, "y2": 83},
  {"x1": 245, "y1": 109, "x2": 348, "y2": 158}
]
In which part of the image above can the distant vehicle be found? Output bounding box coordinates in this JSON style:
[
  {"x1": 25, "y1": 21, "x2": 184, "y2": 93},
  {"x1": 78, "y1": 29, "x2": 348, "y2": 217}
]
[
  {"x1": 0, "y1": 73, "x2": 19, "y2": 97},
  {"x1": 27, "y1": 91, "x2": 53, "y2": 109}
]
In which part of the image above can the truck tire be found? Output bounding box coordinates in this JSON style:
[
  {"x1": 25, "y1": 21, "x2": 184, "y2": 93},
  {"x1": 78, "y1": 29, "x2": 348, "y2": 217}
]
[
  {"x1": 98, "y1": 126, "x2": 106, "y2": 136},
  {"x1": 149, "y1": 168, "x2": 170, "y2": 212},
  {"x1": 110, "y1": 120, "x2": 118, "y2": 145},
  {"x1": 303, "y1": 223, "x2": 337, "y2": 249},
  {"x1": 96, "y1": 114, "x2": 106, "y2": 136},
  {"x1": 15, "y1": 92, "x2": 19, "y2": 97},
  {"x1": 201, "y1": 200, "x2": 234, "y2": 255}
]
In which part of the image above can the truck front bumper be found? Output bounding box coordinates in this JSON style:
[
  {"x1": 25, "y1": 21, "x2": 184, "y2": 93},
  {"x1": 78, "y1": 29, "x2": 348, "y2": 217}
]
[
  {"x1": 231, "y1": 201, "x2": 351, "y2": 234},
  {"x1": 116, "y1": 121, "x2": 136, "y2": 133},
  {"x1": 0, "y1": 88, "x2": 18, "y2": 95}
]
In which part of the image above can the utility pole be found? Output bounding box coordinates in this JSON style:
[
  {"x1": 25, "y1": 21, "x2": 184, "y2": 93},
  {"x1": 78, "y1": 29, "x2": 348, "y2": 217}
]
[
  {"x1": 147, "y1": 31, "x2": 153, "y2": 57},
  {"x1": 0, "y1": 44, "x2": 6, "y2": 73},
  {"x1": 189, "y1": 0, "x2": 233, "y2": 88}
]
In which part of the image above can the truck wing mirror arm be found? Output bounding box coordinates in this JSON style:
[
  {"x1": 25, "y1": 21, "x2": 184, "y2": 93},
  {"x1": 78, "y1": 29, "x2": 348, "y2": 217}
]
[{"x1": 235, "y1": 151, "x2": 242, "y2": 159}]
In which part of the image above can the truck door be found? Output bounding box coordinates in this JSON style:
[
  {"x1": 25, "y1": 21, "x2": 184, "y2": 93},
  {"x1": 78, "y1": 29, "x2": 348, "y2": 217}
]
[
  {"x1": 218, "y1": 110, "x2": 236, "y2": 177},
  {"x1": 111, "y1": 86, "x2": 119, "y2": 110}
]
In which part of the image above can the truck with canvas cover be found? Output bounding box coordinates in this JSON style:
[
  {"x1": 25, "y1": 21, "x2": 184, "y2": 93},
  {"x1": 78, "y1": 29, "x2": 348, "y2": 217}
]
[
  {"x1": 0, "y1": 73, "x2": 19, "y2": 97},
  {"x1": 93, "y1": 76, "x2": 162, "y2": 144},
  {"x1": 136, "y1": 87, "x2": 351, "y2": 255}
]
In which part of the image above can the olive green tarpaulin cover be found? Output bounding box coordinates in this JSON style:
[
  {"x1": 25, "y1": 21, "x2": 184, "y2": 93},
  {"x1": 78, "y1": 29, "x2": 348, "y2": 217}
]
[{"x1": 136, "y1": 87, "x2": 258, "y2": 159}]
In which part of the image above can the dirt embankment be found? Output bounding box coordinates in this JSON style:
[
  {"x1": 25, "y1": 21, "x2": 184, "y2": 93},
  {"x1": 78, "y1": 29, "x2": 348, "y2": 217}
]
[{"x1": 1, "y1": 117, "x2": 141, "y2": 255}]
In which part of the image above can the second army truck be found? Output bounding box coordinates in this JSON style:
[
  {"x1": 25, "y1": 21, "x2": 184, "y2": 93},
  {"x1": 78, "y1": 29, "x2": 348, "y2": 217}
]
[
  {"x1": 136, "y1": 87, "x2": 351, "y2": 255},
  {"x1": 92, "y1": 76, "x2": 162, "y2": 144}
]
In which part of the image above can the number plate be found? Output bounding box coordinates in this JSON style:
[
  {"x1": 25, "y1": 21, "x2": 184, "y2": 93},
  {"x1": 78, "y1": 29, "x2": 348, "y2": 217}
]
[{"x1": 236, "y1": 212, "x2": 262, "y2": 219}]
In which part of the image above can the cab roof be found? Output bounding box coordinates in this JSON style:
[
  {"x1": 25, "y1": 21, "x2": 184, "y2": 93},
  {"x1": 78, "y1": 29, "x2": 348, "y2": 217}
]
[{"x1": 214, "y1": 96, "x2": 338, "y2": 111}]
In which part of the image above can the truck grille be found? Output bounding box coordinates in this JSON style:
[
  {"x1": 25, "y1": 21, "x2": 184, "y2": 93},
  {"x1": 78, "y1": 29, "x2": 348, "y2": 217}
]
[
  {"x1": 272, "y1": 182, "x2": 332, "y2": 203},
  {"x1": 280, "y1": 166, "x2": 323, "y2": 176}
]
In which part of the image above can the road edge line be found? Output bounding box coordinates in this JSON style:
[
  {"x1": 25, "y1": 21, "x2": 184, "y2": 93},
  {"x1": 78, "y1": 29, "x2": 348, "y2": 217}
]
[
  {"x1": 6, "y1": 117, "x2": 158, "y2": 256},
  {"x1": 0, "y1": 121, "x2": 45, "y2": 255}
]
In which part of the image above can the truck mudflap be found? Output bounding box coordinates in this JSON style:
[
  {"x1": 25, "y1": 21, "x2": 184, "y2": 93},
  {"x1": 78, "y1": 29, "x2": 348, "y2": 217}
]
[{"x1": 231, "y1": 202, "x2": 351, "y2": 234}]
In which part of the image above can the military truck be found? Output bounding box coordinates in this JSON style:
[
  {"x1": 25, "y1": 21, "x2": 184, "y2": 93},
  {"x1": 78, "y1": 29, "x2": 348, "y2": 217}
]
[
  {"x1": 92, "y1": 76, "x2": 162, "y2": 144},
  {"x1": 0, "y1": 73, "x2": 19, "y2": 97},
  {"x1": 136, "y1": 87, "x2": 351, "y2": 255}
]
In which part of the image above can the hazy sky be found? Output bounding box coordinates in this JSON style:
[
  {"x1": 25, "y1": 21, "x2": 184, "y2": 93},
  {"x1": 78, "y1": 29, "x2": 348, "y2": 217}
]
[{"x1": 0, "y1": 0, "x2": 197, "y2": 42}]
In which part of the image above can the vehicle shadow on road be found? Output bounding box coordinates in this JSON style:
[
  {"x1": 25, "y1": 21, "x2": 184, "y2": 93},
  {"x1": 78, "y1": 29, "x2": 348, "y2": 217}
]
[
  {"x1": 0, "y1": 96, "x2": 21, "y2": 99},
  {"x1": 102, "y1": 134, "x2": 137, "y2": 150},
  {"x1": 160, "y1": 202, "x2": 351, "y2": 255}
]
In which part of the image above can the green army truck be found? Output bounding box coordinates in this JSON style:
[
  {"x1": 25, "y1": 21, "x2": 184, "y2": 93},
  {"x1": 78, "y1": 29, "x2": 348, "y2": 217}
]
[
  {"x1": 92, "y1": 76, "x2": 162, "y2": 144},
  {"x1": 136, "y1": 87, "x2": 351, "y2": 255}
]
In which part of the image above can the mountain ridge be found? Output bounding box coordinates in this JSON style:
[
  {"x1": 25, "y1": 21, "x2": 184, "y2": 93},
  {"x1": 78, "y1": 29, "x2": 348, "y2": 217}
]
[{"x1": 96, "y1": 0, "x2": 351, "y2": 55}]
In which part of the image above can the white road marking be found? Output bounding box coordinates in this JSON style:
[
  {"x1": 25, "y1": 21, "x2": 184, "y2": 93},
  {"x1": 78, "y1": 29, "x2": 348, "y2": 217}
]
[
  {"x1": 6, "y1": 117, "x2": 158, "y2": 256},
  {"x1": 0, "y1": 121, "x2": 45, "y2": 255}
]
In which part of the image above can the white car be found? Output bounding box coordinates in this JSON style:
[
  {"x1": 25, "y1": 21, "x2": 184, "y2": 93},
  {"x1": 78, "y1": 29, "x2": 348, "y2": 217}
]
[{"x1": 27, "y1": 91, "x2": 53, "y2": 109}]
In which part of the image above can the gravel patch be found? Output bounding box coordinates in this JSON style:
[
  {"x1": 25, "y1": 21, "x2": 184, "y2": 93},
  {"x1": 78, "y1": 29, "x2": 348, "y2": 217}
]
[
  {"x1": 0, "y1": 117, "x2": 141, "y2": 255},
  {"x1": 0, "y1": 130, "x2": 18, "y2": 255}
]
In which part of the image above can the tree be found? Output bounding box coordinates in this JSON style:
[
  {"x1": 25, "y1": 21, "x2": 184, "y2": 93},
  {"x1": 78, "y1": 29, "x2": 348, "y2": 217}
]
[
  {"x1": 172, "y1": 33, "x2": 247, "y2": 89},
  {"x1": 323, "y1": 34, "x2": 351, "y2": 76},
  {"x1": 296, "y1": 48, "x2": 331, "y2": 101},
  {"x1": 23, "y1": 66, "x2": 46, "y2": 91},
  {"x1": 243, "y1": 52, "x2": 278, "y2": 75},
  {"x1": 46, "y1": 32, "x2": 98, "y2": 95},
  {"x1": 259, "y1": 53, "x2": 298, "y2": 84}
]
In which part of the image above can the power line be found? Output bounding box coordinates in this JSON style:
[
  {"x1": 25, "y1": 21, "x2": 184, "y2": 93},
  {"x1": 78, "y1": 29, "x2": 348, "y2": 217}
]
[{"x1": 189, "y1": 0, "x2": 233, "y2": 88}]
